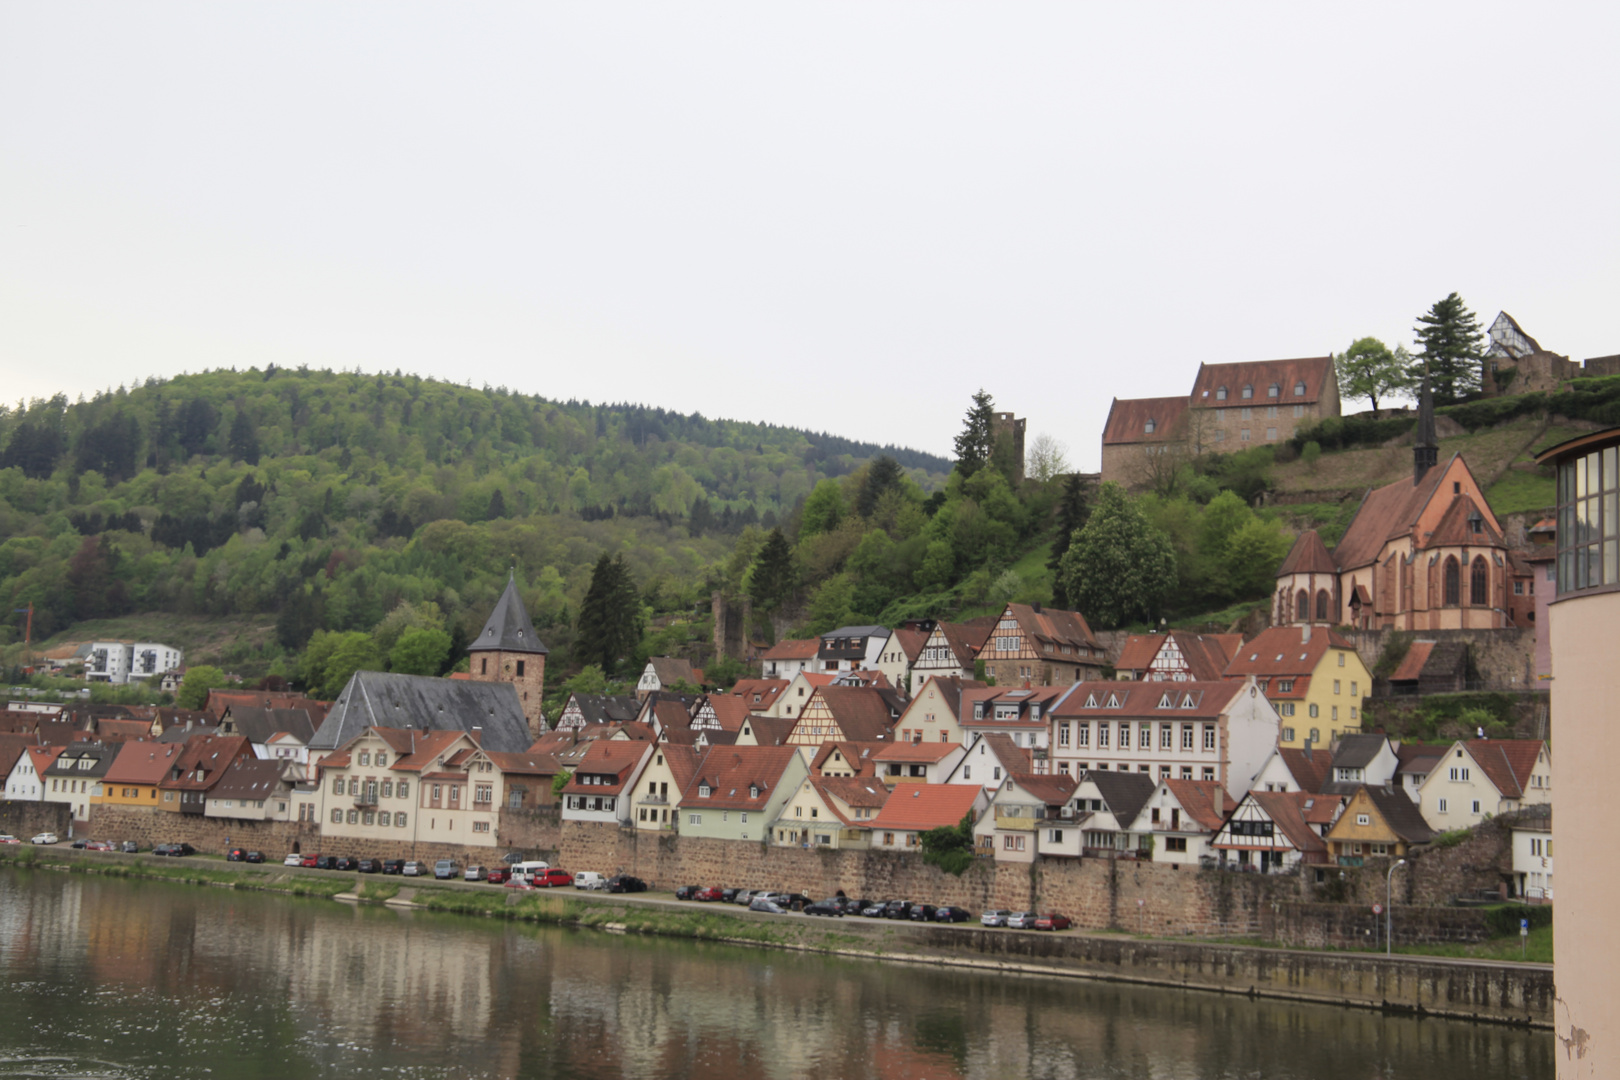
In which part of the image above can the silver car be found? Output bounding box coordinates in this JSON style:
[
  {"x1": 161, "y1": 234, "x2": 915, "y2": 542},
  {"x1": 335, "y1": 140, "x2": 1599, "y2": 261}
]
[
  {"x1": 1006, "y1": 911, "x2": 1038, "y2": 929},
  {"x1": 981, "y1": 909, "x2": 1012, "y2": 927}
]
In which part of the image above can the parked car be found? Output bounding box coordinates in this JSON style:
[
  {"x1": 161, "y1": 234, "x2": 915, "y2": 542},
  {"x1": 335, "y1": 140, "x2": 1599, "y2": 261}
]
[
  {"x1": 402, "y1": 861, "x2": 424, "y2": 877},
  {"x1": 381, "y1": 859, "x2": 406, "y2": 875},
  {"x1": 465, "y1": 865, "x2": 487, "y2": 882},
  {"x1": 732, "y1": 889, "x2": 758, "y2": 906},
  {"x1": 804, "y1": 900, "x2": 845, "y2": 917},
  {"x1": 846, "y1": 898, "x2": 875, "y2": 915},
  {"x1": 749, "y1": 896, "x2": 787, "y2": 914},
  {"x1": 511, "y1": 861, "x2": 550, "y2": 885},
  {"x1": 721, "y1": 888, "x2": 741, "y2": 903},
  {"x1": 882, "y1": 900, "x2": 912, "y2": 919},
  {"x1": 860, "y1": 902, "x2": 888, "y2": 918},
  {"x1": 607, "y1": 875, "x2": 647, "y2": 894},
  {"x1": 226, "y1": 847, "x2": 249, "y2": 862},
  {"x1": 674, "y1": 885, "x2": 702, "y2": 901},
  {"x1": 0, "y1": 835, "x2": 19, "y2": 845},
  {"x1": 244, "y1": 851, "x2": 265, "y2": 864},
  {"x1": 535, "y1": 869, "x2": 575, "y2": 888},
  {"x1": 434, "y1": 859, "x2": 458, "y2": 880},
  {"x1": 980, "y1": 909, "x2": 1012, "y2": 928},
  {"x1": 695, "y1": 886, "x2": 725, "y2": 902},
  {"x1": 120, "y1": 841, "x2": 138, "y2": 853},
  {"x1": 153, "y1": 843, "x2": 196, "y2": 857},
  {"x1": 776, "y1": 892, "x2": 812, "y2": 911},
  {"x1": 30, "y1": 833, "x2": 59, "y2": 845},
  {"x1": 1006, "y1": 911, "x2": 1039, "y2": 929},
  {"x1": 314, "y1": 855, "x2": 339, "y2": 870},
  {"x1": 300, "y1": 853, "x2": 320, "y2": 868},
  {"x1": 1034, "y1": 913, "x2": 1072, "y2": 931},
  {"x1": 934, "y1": 906, "x2": 973, "y2": 923},
  {"x1": 573, "y1": 871, "x2": 607, "y2": 891},
  {"x1": 333, "y1": 856, "x2": 358, "y2": 871},
  {"x1": 71, "y1": 838, "x2": 88, "y2": 849},
  {"x1": 908, "y1": 903, "x2": 939, "y2": 921},
  {"x1": 85, "y1": 841, "x2": 115, "y2": 852},
  {"x1": 485, "y1": 867, "x2": 510, "y2": 884},
  {"x1": 356, "y1": 858, "x2": 382, "y2": 874}
]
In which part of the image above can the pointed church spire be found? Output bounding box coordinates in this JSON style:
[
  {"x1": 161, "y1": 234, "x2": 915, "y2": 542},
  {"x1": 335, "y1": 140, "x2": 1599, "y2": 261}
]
[
  {"x1": 470, "y1": 574, "x2": 548, "y2": 655},
  {"x1": 1413, "y1": 366, "x2": 1438, "y2": 485}
]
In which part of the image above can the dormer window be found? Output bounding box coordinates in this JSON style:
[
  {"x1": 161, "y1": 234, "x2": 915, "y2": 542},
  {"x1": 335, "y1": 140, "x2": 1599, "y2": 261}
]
[
  {"x1": 699, "y1": 784, "x2": 711, "y2": 797},
  {"x1": 1295, "y1": 381, "x2": 1307, "y2": 396},
  {"x1": 1144, "y1": 418, "x2": 1156, "y2": 434},
  {"x1": 749, "y1": 785, "x2": 759, "y2": 799},
  {"x1": 1267, "y1": 383, "x2": 1280, "y2": 398},
  {"x1": 1241, "y1": 385, "x2": 1253, "y2": 399},
  {"x1": 1468, "y1": 512, "x2": 1484, "y2": 535}
]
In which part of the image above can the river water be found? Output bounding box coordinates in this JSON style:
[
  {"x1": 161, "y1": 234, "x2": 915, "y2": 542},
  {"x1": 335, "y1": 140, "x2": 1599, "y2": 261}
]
[{"x1": 0, "y1": 868, "x2": 1550, "y2": 1079}]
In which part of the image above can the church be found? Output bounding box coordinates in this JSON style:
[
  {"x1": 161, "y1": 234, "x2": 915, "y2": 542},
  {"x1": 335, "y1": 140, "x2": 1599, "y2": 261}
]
[{"x1": 1274, "y1": 380, "x2": 1534, "y2": 632}]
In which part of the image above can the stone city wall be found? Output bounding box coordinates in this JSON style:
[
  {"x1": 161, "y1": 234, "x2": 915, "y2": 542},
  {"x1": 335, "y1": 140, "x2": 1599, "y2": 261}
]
[{"x1": 0, "y1": 801, "x2": 71, "y2": 840}]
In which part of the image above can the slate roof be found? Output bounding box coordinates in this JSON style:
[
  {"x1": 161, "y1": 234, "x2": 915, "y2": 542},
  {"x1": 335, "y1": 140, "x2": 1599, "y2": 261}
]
[
  {"x1": 867, "y1": 783, "x2": 982, "y2": 832},
  {"x1": 104, "y1": 740, "x2": 182, "y2": 785},
  {"x1": 563, "y1": 693, "x2": 641, "y2": 725},
  {"x1": 468, "y1": 574, "x2": 548, "y2": 656},
  {"x1": 157, "y1": 723, "x2": 221, "y2": 744},
  {"x1": 1277, "y1": 529, "x2": 1337, "y2": 576},
  {"x1": 1223, "y1": 626, "x2": 1356, "y2": 679},
  {"x1": 1362, "y1": 785, "x2": 1435, "y2": 845},
  {"x1": 310, "y1": 671, "x2": 532, "y2": 753},
  {"x1": 45, "y1": 742, "x2": 120, "y2": 778},
  {"x1": 1085, "y1": 770, "x2": 1156, "y2": 825},
  {"x1": 1189, "y1": 356, "x2": 1335, "y2": 407},
  {"x1": 1389, "y1": 641, "x2": 1436, "y2": 683},
  {"x1": 1102, "y1": 396, "x2": 1189, "y2": 446},
  {"x1": 221, "y1": 707, "x2": 317, "y2": 746},
  {"x1": 683, "y1": 746, "x2": 801, "y2": 811},
  {"x1": 206, "y1": 757, "x2": 287, "y2": 802},
  {"x1": 1332, "y1": 733, "x2": 1390, "y2": 770}
]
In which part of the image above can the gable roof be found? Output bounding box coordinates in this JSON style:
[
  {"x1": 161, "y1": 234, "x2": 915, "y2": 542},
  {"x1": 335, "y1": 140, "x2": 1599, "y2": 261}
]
[
  {"x1": 646, "y1": 744, "x2": 703, "y2": 794},
  {"x1": 937, "y1": 620, "x2": 994, "y2": 664},
  {"x1": 161, "y1": 735, "x2": 253, "y2": 792},
  {"x1": 1113, "y1": 631, "x2": 1240, "y2": 681},
  {"x1": 1223, "y1": 626, "x2": 1355, "y2": 679},
  {"x1": 104, "y1": 740, "x2": 183, "y2": 785},
  {"x1": 1361, "y1": 785, "x2": 1435, "y2": 845},
  {"x1": 867, "y1": 783, "x2": 982, "y2": 832},
  {"x1": 1190, "y1": 356, "x2": 1335, "y2": 406},
  {"x1": 738, "y1": 715, "x2": 798, "y2": 747},
  {"x1": 1085, "y1": 769, "x2": 1156, "y2": 825},
  {"x1": 1423, "y1": 493, "x2": 1504, "y2": 549},
  {"x1": 1050, "y1": 680, "x2": 1244, "y2": 720},
  {"x1": 1389, "y1": 641, "x2": 1436, "y2": 683},
  {"x1": 1008, "y1": 772, "x2": 1079, "y2": 807},
  {"x1": 44, "y1": 742, "x2": 121, "y2": 778},
  {"x1": 809, "y1": 740, "x2": 887, "y2": 775},
  {"x1": 1242, "y1": 790, "x2": 1329, "y2": 853},
  {"x1": 204, "y1": 690, "x2": 326, "y2": 724},
  {"x1": 563, "y1": 693, "x2": 641, "y2": 725},
  {"x1": 1331, "y1": 733, "x2": 1390, "y2": 770},
  {"x1": 206, "y1": 757, "x2": 287, "y2": 802},
  {"x1": 808, "y1": 686, "x2": 901, "y2": 742},
  {"x1": 761, "y1": 638, "x2": 820, "y2": 661},
  {"x1": 468, "y1": 574, "x2": 548, "y2": 656},
  {"x1": 1160, "y1": 778, "x2": 1235, "y2": 833},
  {"x1": 560, "y1": 740, "x2": 650, "y2": 795},
  {"x1": 310, "y1": 671, "x2": 532, "y2": 753},
  {"x1": 220, "y1": 706, "x2": 318, "y2": 746},
  {"x1": 699, "y1": 694, "x2": 751, "y2": 733},
  {"x1": 684, "y1": 745, "x2": 801, "y2": 811},
  {"x1": 975, "y1": 732, "x2": 1034, "y2": 776},
  {"x1": 1102, "y1": 395, "x2": 1189, "y2": 446},
  {"x1": 874, "y1": 740, "x2": 961, "y2": 764},
  {"x1": 1003, "y1": 603, "x2": 1101, "y2": 653},
  {"x1": 482, "y1": 750, "x2": 563, "y2": 777},
  {"x1": 906, "y1": 676, "x2": 986, "y2": 722},
  {"x1": 1277, "y1": 529, "x2": 1337, "y2": 576},
  {"x1": 730, "y1": 679, "x2": 788, "y2": 710},
  {"x1": 1331, "y1": 455, "x2": 1463, "y2": 571},
  {"x1": 813, "y1": 776, "x2": 892, "y2": 810},
  {"x1": 890, "y1": 624, "x2": 932, "y2": 663},
  {"x1": 1276, "y1": 747, "x2": 1332, "y2": 794},
  {"x1": 0, "y1": 734, "x2": 40, "y2": 783},
  {"x1": 1463, "y1": 739, "x2": 1545, "y2": 799},
  {"x1": 24, "y1": 745, "x2": 64, "y2": 778},
  {"x1": 644, "y1": 657, "x2": 699, "y2": 686}
]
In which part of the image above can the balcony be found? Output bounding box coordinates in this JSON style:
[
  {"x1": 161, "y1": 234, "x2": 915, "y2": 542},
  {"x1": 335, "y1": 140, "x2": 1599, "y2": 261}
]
[
  {"x1": 994, "y1": 808, "x2": 1042, "y2": 831},
  {"x1": 353, "y1": 791, "x2": 379, "y2": 807}
]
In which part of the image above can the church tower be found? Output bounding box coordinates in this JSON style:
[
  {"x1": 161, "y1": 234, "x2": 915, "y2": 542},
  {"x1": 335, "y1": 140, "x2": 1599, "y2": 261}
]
[
  {"x1": 1413, "y1": 369, "x2": 1438, "y2": 485},
  {"x1": 468, "y1": 574, "x2": 548, "y2": 739}
]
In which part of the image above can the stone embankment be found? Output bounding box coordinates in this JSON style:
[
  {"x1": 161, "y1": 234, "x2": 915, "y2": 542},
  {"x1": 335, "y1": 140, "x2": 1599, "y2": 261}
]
[{"x1": 1, "y1": 845, "x2": 1552, "y2": 1029}]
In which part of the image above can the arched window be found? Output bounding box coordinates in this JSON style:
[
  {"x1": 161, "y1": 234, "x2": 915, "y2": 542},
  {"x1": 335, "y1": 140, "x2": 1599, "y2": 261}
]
[
  {"x1": 1295, "y1": 381, "x2": 1307, "y2": 396},
  {"x1": 1315, "y1": 590, "x2": 1331, "y2": 621},
  {"x1": 1216, "y1": 386, "x2": 1227, "y2": 401},
  {"x1": 1296, "y1": 590, "x2": 1309, "y2": 621},
  {"x1": 1242, "y1": 385, "x2": 1254, "y2": 399},
  {"x1": 1443, "y1": 556, "x2": 1461, "y2": 606},
  {"x1": 1268, "y1": 383, "x2": 1280, "y2": 398},
  {"x1": 1471, "y1": 556, "x2": 1489, "y2": 606}
]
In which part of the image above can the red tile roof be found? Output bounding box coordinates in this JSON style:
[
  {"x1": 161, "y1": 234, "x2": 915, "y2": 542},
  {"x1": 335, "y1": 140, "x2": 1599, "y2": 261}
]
[
  {"x1": 1422, "y1": 493, "x2": 1504, "y2": 549},
  {"x1": 1389, "y1": 641, "x2": 1436, "y2": 683},
  {"x1": 1005, "y1": 603, "x2": 1101, "y2": 653},
  {"x1": 1189, "y1": 356, "x2": 1335, "y2": 407},
  {"x1": 104, "y1": 740, "x2": 182, "y2": 785},
  {"x1": 1102, "y1": 396, "x2": 1189, "y2": 446},
  {"x1": 869, "y1": 784, "x2": 982, "y2": 832},
  {"x1": 159, "y1": 735, "x2": 253, "y2": 793},
  {"x1": 809, "y1": 740, "x2": 887, "y2": 775},
  {"x1": 1050, "y1": 680, "x2": 1243, "y2": 720},
  {"x1": 804, "y1": 686, "x2": 900, "y2": 742},
  {"x1": 1113, "y1": 631, "x2": 1239, "y2": 680},
  {"x1": 1009, "y1": 772, "x2": 1078, "y2": 807},
  {"x1": 483, "y1": 750, "x2": 562, "y2": 776},
  {"x1": 874, "y1": 741, "x2": 961, "y2": 763},
  {"x1": 1222, "y1": 626, "x2": 1355, "y2": 679},
  {"x1": 684, "y1": 745, "x2": 801, "y2": 811},
  {"x1": 1277, "y1": 529, "x2": 1337, "y2": 576},
  {"x1": 1275, "y1": 747, "x2": 1332, "y2": 794},
  {"x1": 891, "y1": 625, "x2": 931, "y2": 663},
  {"x1": 761, "y1": 638, "x2": 820, "y2": 661},
  {"x1": 1161, "y1": 779, "x2": 1235, "y2": 832},
  {"x1": 738, "y1": 715, "x2": 797, "y2": 747},
  {"x1": 1464, "y1": 739, "x2": 1545, "y2": 799},
  {"x1": 810, "y1": 776, "x2": 892, "y2": 826},
  {"x1": 1331, "y1": 456, "x2": 1456, "y2": 571},
  {"x1": 560, "y1": 740, "x2": 651, "y2": 796},
  {"x1": 976, "y1": 733, "x2": 1033, "y2": 776},
  {"x1": 700, "y1": 695, "x2": 751, "y2": 733},
  {"x1": 730, "y1": 679, "x2": 788, "y2": 710}
]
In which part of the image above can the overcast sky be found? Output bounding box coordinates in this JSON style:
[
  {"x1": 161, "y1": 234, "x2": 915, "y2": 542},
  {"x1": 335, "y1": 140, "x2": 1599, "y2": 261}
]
[{"x1": 3, "y1": 4, "x2": 1617, "y2": 471}]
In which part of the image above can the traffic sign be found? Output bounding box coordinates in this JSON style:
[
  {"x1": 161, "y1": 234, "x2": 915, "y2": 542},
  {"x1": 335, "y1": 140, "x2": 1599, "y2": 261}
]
[{"x1": 1372, "y1": 903, "x2": 1383, "y2": 915}]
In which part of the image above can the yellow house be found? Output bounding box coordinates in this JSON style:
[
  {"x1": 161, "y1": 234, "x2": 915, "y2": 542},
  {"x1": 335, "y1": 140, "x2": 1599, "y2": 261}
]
[
  {"x1": 96, "y1": 741, "x2": 183, "y2": 807},
  {"x1": 1223, "y1": 626, "x2": 1370, "y2": 748},
  {"x1": 625, "y1": 744, "x2": 701, "y2": 832},
  {"x1": 1323, "y1": 785, "x2": 1434, "y2": 866},
  {"x1": 771, "y1": 776, "x2": 890, "y2": 850}
]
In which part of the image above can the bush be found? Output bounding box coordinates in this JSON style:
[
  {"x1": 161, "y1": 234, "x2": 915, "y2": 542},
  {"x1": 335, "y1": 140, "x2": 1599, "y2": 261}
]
[
  {"x1": 1289, "y1": 413, "x2": 1414, "y2": 454},
  {"x1": 1301, "y1": 441, "x2": 1322, "y2": 470},
  {"x1": 1484, "y1": 904, "x2": 1553, "y2": 938},
  {"x1": 920, "y1": 812, "x2": 977, "y2": 876}
]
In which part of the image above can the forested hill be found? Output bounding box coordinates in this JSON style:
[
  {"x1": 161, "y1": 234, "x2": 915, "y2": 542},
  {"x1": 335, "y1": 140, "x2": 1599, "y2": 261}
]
[{"x1": 0, "y1": 366, "x2": 951, "y2": 649}]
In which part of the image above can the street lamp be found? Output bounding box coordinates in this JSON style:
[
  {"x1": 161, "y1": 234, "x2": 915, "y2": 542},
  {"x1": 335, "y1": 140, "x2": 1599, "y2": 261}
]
[{"x1": 1386, "y1": 858, "x2": 1407, "y2": 955}]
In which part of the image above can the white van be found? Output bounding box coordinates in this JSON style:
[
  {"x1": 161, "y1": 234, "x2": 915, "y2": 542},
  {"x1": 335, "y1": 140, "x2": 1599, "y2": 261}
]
[
  {"x1": 511, "y1": 860, "x2": 550, "y2": 884},
  {"x1": 573, "y1": 871, "x2": 607, "y2": 891}
]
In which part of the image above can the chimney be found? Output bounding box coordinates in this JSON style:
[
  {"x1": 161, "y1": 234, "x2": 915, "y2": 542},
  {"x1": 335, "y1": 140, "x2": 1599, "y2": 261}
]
[
  {"x1": 1032, "y1": 602, "x2": 1042, "y2": 614},
  {"x1": 1301, "y1": 623, "x2": 1312, "y2": 643}
]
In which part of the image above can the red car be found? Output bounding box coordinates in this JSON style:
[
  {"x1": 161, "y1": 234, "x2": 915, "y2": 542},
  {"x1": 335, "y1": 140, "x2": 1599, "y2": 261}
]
[
  {"x1": 1033, "y1": 913, "x2": 1072, "y2": 931},
  {"x1": 506, "y1": 874, "x2": 537, "y2": 890},
  {"x1": 485, "y1": 867, "x2": 511, "y2": 885},
  {"x1": 694, "y1": 886, "x2": 724, "y2": 902},
  {"x1": 534, "y1": 869, "x2": 574, "y2": 888},
  {"x1": 300, "y1": 853, "x2": 320, "y2": 868}
]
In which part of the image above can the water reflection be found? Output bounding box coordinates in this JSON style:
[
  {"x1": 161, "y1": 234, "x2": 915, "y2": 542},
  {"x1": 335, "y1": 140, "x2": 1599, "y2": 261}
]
[{"x1": 0, "y1": 868, "x2": 1550, "y2": 1079}]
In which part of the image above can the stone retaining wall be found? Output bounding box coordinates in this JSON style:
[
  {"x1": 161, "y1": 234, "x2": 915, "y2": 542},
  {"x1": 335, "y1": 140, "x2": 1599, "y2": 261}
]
[{"x1": 0, "y1": 801, "x2": 71, "y2": 840}]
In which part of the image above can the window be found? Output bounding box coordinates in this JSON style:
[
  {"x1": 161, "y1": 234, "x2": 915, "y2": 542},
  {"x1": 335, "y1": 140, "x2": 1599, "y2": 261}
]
[
  {"x1": 1202, "y1": 767, "x2": 1215, "y2": 782},
  {"x1": 1309, "y1": 703, "x2": 1319, "y2": 718},
  {"x1": 1242, "y1": 385, "x2": 1253, "y2": 399},
  {"x1": 1002, "y1": 834, "x2": 1026, "y2": 851},
  {"x1": 1356, "y1": 813, "x2": 1370, "y2": 826},
  {"x1": 1471, "y1": 800, "x2": 1482, "y2": 814},
  {"x1": 1077, "y1": 723, "x2": 1090, "y2": 747},
  {"x1": 689, "y1": 814, "x2": 701, "y2": 825},
  {"x1": 516, "y1": 660, "x2": 525, "y2": 677},
  {"x1": 1160, "y1": 724, "x2": 1173, "y2": 749},
  {"x1": 1144, "y1": 418, "x2": 1156, "y2": 434},
  {"x1": 1444, "y1": 556, "x2": 1461, "y2": 606},
  {"x1": 331, "y1": 808, "x2": 342, "y2": 823},
  {"x1": 1294, "y1": 404, "x2": 1305, "y2": 418},
  {"x1": 397, "y1": 781, "x2": 408, "y2": 799},
  {"x1": 332, "y1": 778, "x2": 344, "y2": 795},
  {"x1": 359, "y1": 751, "x2": 370, "y2": 766},
  {"x1": 1437, "y1": 798, "x2": 1448, "y2": 813},
  {"x1": 1241, "y1": 406, "x2": 1253, "y2": 420},
  {"x1": 1181, "y1": 724, "x2": 1194, "y2": 750},
  {"x1": 1202, "y1": 725, "x2": 1216, "y2": 750},
  {"x1": 1268, "y1": 383, "x2": 1280, "y2": 398},
  {"x1": 1309, "y1": 728, "x2": 1320, "y2": 742},
  {"x1": 1098, "y1": 724, "x2": 1109, "y2": 748},
  {"x1": 1266, "y1": 427, "x2": 1277, "y2": 441},
  {"x1": 1471, "y1": 556, "x2": 1489, "y2": 605},
  {"x1": 1281, "y1": 727, "x2": 1294, "y2": 742},
  {"x1": 1058, "y1": 723, "x2": 1070, "y2": 747},
  {"x1": 1216, "y1": 386, "x2": 1227, "y2": 400},
  {"x1": 1240, "y1": 428, "x2": 1251, "y2": 442},
  {"x1": 1295, "y1": 381, "x2": 1307, "y2": 396},
  {"x1": 375, "y1": 753, "x2": 386, "y2": 767},
  {"x1": 347, "y1": 810, "x2": 359, "y2": 824},
  {"x1": 1139, "y1": 724, "x2": 1152, "y2": 749},
  {"x1": 1316, "y1": 591, "x2": 1330, "y2": 621}
]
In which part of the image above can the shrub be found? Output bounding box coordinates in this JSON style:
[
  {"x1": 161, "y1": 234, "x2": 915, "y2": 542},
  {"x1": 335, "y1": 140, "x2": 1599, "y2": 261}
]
[
  {"x1": 1484, "y1": 904, "x2": 1553, "y2": 938},
  {"x1": 920, "y1": 812, "x2": 977, "y2": 876},
  {"x1": 1300, "y1": 441, "x2": 1322, "y2": 471}
]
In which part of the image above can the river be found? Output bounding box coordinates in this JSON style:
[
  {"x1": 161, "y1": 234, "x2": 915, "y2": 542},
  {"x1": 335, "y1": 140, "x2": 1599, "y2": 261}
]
[{"x1": 0, "y1": 868, "x2": 1550, "y2": 1079}]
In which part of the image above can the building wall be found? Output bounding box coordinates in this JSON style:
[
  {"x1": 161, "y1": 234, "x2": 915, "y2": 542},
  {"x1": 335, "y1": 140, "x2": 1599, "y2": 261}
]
[
  {"x1": 96, "y1": 783, "x2": 165, "y2": 809},
  {"x1": 470, "y1": 648, "x2": 546, "y2": 738},
  {"x1": 1279, "y1": 646, "x2": 1372, "y2": 748},
  {"x1": 0, "y1": 800, "x2": 70, "y2": 839},
  {"x1": 894, "y1": 681, "x2": 966, "y2": 745}
]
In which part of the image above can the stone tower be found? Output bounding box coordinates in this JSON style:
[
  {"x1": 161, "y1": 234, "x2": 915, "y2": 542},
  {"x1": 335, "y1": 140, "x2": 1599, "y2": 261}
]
[
  {"x1": 468, "y1": 574, "x2": 548, "y2": 739},
  {"x1": 992, "y1": 412, "x2": 1027, "y2": 483}
]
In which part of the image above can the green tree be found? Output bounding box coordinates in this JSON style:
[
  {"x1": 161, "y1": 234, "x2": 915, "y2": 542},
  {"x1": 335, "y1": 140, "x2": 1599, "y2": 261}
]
[
  {"x1": 388, "y1": 627, "x2": 452, "y2": 676},
  {"x1": 228, "y1": 405, "x2": 261, "y2": 465},
  {"x1": 1058, "y1": 482, "x2": 1176, "y2": 629},
  {"x1": 321, "y1": 633, "x2": 384, "y2": 698},
  {"x1": 1047, "y1": 473, "x2": 1090, "y2": 608},
  {"x1": 953, "y1": 389, "x2": 996, "y2": 478},
  {"x1": 551, "y1": 769, "x2": 572, "y2": 798},
  {"x1": 561, "y1": 664, "x2": 611, "y2": 696},
  {"x1": 799, "y1": 479, "x2": 845, "y2": 538},
  {"x1": 855, "y1": 455, "x2": 905, "y2": 519},
  {"x1": 1412, "y1": 293, "x2": 1485, "y2": 405},
  {"x1": 1335, "y1": 336, "x2": 1413, "y2": 413},
  {"x1": 1221, "y1": 518, "x2": 1294, "y2": 599},
  {"x1": 575, "y1": 553, "x2": 644, "y2": 676},
  {"x1": 919, "y1": 812, "x2": 977, "y2": 875},
  {"x1": 176, "y1": 665, "x2": 230, "y2": 710},
  {"x1": 749, "y1": 528, "x2": 796, "y2": 610}
]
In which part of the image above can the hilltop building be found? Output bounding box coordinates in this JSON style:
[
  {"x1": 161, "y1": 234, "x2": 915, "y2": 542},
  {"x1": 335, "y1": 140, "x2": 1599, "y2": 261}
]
[{"x1": 467, "y1": 574, "x2": 548, "y2": 737}]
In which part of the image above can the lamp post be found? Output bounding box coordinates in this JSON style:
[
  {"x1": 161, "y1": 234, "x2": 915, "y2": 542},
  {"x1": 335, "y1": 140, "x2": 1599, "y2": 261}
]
[{"x1": 1386, "y1": 859, "x2": 1407, "y2": 955}]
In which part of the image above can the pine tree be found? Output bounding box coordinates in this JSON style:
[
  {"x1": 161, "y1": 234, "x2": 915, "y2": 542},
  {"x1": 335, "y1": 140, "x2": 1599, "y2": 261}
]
[
  {"x1": 228, "y1": 406, "x2": 261, "y2": 465},
  {"x1": 750, "y1": 528, "x2": 796, "y2": 610},
  {"x1": 486, "y1": 488, "x2": 507, "y2": 520},
  {"x1": 575, "y1": 553, "x2": 644, "y2": 676},
  {"x1": 1412, "y1": 293, "x2": 1485, "y2": 405},
  {"x1": 855, "y1": 456, "x2": 905, "y2": 518},
  {"x1": 1047, "y1": 474, "x2": 1091, "y2": 608},
  {"x1": 953, "y1": 390, "x2": 996, "y2": 478}
]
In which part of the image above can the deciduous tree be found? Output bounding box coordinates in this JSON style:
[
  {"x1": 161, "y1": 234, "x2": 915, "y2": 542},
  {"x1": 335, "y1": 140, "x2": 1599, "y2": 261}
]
[
  {"x1": 1335, "y1": 337, "x2": 1413, "y2": 413},
  {"x1": 1058, "y1": 483, "x2": 1176, "y2": 629}
]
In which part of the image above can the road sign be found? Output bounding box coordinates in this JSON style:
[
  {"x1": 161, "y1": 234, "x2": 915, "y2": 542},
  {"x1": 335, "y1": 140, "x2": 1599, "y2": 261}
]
[
  {"x1": 1521, "y1": 918, "x2": 1530, "y2": 937},
  {"x1": 1372, "y1": 903, "x2": 1383, "y2": 915}
]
